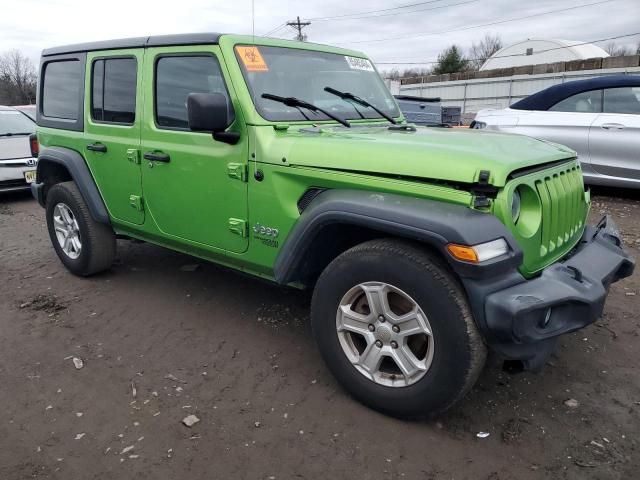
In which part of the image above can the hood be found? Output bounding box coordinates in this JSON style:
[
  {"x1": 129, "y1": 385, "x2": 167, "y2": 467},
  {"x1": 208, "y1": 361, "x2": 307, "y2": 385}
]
[
  {"x1": 272, "y1": 125, "x2": 575, "y2": 187},
  {"x1": 0, "y1": 135, "x2": 32, "y2": 161}
]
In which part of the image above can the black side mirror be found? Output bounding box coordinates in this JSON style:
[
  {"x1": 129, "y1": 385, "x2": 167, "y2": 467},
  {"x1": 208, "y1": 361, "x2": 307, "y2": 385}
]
[{"x1": 187, "y1": 93, "x2": 239, "y2": 145}]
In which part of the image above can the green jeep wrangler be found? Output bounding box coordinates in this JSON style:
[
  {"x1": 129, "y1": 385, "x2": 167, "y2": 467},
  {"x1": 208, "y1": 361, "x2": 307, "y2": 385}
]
[{"x1": 32, "y1": 33, "x2": 634, "y2": 418}]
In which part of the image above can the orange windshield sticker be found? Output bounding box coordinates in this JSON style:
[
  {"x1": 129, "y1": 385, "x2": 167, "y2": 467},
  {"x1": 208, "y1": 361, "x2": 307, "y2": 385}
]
[{"x1": 236, "y1": 46, "x2": 269, "y2": 72}]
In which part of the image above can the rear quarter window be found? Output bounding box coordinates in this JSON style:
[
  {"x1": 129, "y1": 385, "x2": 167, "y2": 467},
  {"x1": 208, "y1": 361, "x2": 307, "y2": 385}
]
[
  {"x1": 38, "y1": 54, "x2": 86, "y2": 131},
  {"x1": 42, "y1": 60, "x2": 82, "y2": 119}
]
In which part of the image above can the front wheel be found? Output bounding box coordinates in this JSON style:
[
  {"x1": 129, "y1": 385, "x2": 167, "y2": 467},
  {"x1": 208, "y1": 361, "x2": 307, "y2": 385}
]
[{"x1": 311, "y1": 239, "x2": 486, "y2": 418}]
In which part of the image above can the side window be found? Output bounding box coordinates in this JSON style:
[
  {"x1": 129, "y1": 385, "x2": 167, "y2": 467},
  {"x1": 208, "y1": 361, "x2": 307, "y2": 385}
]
[
  {"x1": 548, "y1": 90, "x2": 602, "y2": 113},
  {"x1": 42, "y1": 60, "x2": 82, "y2": 119},
  {"x1": 91, "y1": 58, "x2": 137, "y2": 124},
  {"x1": 603, "y1": 87, "x2": 640, "y2": 115},
  {"x1": 155, "y1": 55, "x2": 230, "y2": 129}
]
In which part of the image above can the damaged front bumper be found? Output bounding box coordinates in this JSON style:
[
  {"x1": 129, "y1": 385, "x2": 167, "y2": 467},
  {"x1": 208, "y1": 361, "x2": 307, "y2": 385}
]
[{"x1": 467, "y1": 216, "x2": 634, "y2": 370}]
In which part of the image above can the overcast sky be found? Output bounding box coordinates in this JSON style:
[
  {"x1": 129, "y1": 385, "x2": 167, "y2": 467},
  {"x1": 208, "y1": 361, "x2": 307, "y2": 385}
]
[{"x1": 2, "y1": 0, "x2": 639, "y2": 71}]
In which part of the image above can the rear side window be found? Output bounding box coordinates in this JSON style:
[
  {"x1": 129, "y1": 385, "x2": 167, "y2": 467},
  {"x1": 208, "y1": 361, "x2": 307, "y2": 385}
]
[
  {"x1": 155, "y1": 55, "x2": 230, "y2": 129},
  {"x1": 92, "y1": 58, "x2": 137, "y2": 124},
  {"x1": 42, "y1": 60, "x2": 82, "y2": 119},
  {"x1": 603, "y1": 86, "x2": 640, "y2": 115},
  {"x1": 549, "y1": 90, "x2": 602, "y2": 113}
]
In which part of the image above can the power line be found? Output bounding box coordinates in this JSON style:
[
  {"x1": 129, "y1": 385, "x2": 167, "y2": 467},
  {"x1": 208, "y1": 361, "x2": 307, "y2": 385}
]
[
  {"x1": 261, "y1": 0, "x2": 464, "y2": 35},
  {"x1": 372, "y1": 32, "x2": 640, "y2": 65},
  {"x1": 312, "y1": 0, "x2": 481, "y2": 22},
  {"x1": 339, "y1": 0, "x2": 618, "y2": 45},
  {"x1": 286, "y1": 16, "x2": 311, "y2": 41},
  {"x1": 308, "y1": 0, "x2": 453, "y2": 21},
  {"x1": 263, "y1": 23, "x2": 287, "y2": 36}
]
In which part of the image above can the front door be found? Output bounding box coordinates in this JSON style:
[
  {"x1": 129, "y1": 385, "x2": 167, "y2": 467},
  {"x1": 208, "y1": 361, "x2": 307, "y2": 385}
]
[
  {"x1": 140, "y1": 46, "x2": 248, "y2": 253},
  {"x1": 589, "y1": 86, "x2": 640, "y2": 180},
  {"x1": 84, "y1": 49, "x2": 144, "y2": 225}
]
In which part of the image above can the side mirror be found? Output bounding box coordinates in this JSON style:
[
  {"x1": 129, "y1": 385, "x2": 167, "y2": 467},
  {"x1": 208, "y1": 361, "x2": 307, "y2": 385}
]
[{"x1": 187, "y1": 93, "x2": 239, "y2": 145}]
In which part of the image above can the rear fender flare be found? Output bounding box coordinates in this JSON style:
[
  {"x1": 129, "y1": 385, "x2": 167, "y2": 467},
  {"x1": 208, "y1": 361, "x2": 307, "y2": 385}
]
[{"x1": 34, "y1": 146, "x2": 110, "y2": 224}]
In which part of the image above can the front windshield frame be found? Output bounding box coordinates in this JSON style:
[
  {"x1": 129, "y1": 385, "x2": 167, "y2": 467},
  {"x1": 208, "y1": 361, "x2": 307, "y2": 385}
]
[
  {"x1": 234, "y1": 44, "x2": 400, "y2": 124},
  {"x1": 0, "y1": 109, "x2": 36, "y2": 135}
]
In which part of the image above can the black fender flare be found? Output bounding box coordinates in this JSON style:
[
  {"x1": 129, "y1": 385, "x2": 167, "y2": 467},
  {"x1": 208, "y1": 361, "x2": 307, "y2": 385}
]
[
  {"x1": 273, "y1": 189, "x2": 523, "y2": 285},
  {"x1": 32, "y1": 146, "x2": 110, "y2": 224}
]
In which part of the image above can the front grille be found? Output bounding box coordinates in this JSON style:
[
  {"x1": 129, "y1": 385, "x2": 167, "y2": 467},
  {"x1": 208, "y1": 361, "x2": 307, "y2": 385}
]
[{"x1": 534, "y1": 164, "x2": 585, "y2": 258}]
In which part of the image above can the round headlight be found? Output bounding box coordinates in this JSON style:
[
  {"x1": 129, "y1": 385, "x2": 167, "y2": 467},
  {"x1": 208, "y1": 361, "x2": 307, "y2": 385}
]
[{"x1": 511, "y1": 189, "x2": 521, "y2": 223}]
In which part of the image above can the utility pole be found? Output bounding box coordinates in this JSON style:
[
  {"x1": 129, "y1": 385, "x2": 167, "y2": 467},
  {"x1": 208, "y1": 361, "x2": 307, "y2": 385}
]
[{"x1": 286, "y1": 16, "x2": 310, "y2": 42}]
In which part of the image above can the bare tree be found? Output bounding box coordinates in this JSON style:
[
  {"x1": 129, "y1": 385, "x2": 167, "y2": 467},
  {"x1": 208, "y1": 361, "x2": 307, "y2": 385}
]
[
  {"x1": 468, "y1": 33, "x2": 503, "y2": 71},
  {"x1": 604, "y1": 42, "x2": 633, "y2": 57},
  {"x1": 0, "y1": 50, "x2": 37, "y2": 105}
]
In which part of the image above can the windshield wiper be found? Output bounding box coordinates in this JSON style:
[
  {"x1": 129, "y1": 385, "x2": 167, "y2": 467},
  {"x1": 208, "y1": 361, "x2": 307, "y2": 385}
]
[
  {"x1": 324, "y1": 87, "x2": 397, "y2": 125},
  {"x1": 0, "y1": 132, "x2": 33, "y2": 137},
  {"x1": 261, "y1": 93, "x2": 351, "y2": 128}
]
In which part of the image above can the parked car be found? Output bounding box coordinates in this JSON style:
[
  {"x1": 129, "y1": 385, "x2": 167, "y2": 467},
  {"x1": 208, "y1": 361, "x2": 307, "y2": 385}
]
[
  {"x1": 472, "y1": 75, "x2": 640, "y2": 188},
  {"x1": 0, "y1": 105, "x2": 38, "y2": 193},
  {"x1": 14, "y1": 105, "x2": 37, "y2": 121},
  {"x1": 32, "y1": 34, "x2": 633, "y2": 418}
]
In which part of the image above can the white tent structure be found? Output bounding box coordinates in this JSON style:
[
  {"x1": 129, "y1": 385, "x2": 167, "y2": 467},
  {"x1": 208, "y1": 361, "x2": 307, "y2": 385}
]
[{"x1": 480, "y1": 39, "x2": 609, "y2": 71}]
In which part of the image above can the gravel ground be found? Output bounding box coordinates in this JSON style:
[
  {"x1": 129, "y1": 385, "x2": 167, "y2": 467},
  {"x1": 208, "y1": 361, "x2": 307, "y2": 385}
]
[{"x1": 0, "y1": 189, "x2": 638, "y2": 480}]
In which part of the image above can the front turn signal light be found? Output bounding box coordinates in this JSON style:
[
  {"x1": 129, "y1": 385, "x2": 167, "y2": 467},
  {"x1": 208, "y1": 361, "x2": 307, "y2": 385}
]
[{"x1": 447, "y1": 238, "x2": 509, "y2": 263}]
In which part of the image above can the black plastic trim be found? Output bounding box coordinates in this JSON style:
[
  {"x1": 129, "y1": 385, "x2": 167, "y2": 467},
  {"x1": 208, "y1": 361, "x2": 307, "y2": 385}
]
[
  {"x1": 274, "y1": 189, "x2": 522, "y2": 285},
  {"x1": 42, "y1": 33, "x2": 223, "y2": 57},
  {"x1": 464, "y1": 216, "x2": 634, "y2": 368},
  {"x1": 34, "y1": 146, "x2": 110, "y2": 224}
]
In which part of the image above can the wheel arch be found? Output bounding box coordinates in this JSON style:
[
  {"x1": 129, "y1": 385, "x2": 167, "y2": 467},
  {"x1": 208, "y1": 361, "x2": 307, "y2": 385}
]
[
  {"x1": 274, "y1": 189, "x2": 522, "y2": 287},
  {"x1": 32, "y1": 146, "x2": 110, "y2": 225}
]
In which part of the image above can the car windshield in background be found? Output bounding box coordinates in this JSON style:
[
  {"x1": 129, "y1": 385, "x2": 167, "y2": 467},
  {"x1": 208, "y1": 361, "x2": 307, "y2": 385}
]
[
  {"x1": 235, "y1": 45, "x2": 400, "y2": 123},
  {"x1": 0, "y1": 110, "x2": 35, "y2": 136}
]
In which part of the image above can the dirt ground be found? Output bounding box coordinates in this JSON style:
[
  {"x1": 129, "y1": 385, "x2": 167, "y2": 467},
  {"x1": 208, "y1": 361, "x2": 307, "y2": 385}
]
[{"x1": 0, "y1": 188, "x2": 638, "y2": 480}]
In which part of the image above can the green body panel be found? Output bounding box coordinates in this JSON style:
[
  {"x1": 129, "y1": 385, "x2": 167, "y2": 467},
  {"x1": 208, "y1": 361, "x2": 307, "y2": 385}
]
[
  {"x1": 37, "y1": 34, "x2": 590, "y2": 281},
  {"x1": 84, "y1": 49, "x2": 145, "y2": 225}
]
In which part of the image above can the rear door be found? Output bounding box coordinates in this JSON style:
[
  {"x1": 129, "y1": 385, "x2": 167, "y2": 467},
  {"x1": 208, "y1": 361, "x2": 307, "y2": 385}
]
[
  {"x1": 589, "y1": 86, "x2": 640, "y2": 180},
  {"x1": 140, "y1": 46, "x2": 248, "y2": 253},
  {"x1": 84, "y1": 50, "x2": 144, "y2": 225}
]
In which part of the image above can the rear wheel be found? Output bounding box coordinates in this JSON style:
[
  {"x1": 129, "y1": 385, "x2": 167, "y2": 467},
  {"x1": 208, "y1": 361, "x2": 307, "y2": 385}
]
[
  {"x1": 46, "y1": 181, "x2": 116, "y2": 276},
  {"x1": 311, "y1": 239, "x2": 486, "y2": 418}
]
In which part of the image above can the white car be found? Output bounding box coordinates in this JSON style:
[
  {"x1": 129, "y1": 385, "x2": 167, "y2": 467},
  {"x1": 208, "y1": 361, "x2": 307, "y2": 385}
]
[
  {"x1": 0, "y1": 105, "x2": 38, "y2": 193},
  {"x1": 472, "y1": 75, "x2": 640, "y2": 188}
]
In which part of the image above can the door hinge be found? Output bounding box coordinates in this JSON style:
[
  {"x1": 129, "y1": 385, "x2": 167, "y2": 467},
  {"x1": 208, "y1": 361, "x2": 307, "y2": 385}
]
[
  {"x1": 227, "y1": 163, "x2": 248, "y2": 182},
  {"x1": 127, "y1": 148, "x2": 141, "y2": 165},
  {"x1": 228, "y1": 218, "x2": 248, "y2": 237},
  {"x1": 129, "y1": 195, "x2": 144, "y2": 211}
]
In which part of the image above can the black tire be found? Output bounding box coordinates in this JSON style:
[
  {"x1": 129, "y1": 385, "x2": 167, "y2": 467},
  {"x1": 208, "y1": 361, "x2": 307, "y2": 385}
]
[
  {"x1": 311, "y1": 238, "x2": 486, "y2": 419},
  {"x1": 45, "y1": 181, "x2": 116, "y2": 276}
]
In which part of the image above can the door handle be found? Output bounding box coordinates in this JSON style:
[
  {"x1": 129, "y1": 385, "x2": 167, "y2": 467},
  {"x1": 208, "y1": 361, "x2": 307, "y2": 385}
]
[
  {"x1": 143, "y1": 151, "x2": 171, "y2": 163},
  {"x1": 87, "y1": 143, "x2": 107, "y2": 152},
  {"x1": 601, "y1": 123, "x2": 625, "y2": 130}
]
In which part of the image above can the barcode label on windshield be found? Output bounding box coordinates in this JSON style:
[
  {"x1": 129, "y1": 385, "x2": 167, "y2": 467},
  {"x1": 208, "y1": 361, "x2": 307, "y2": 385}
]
[{"x1": 345, "y1": 56, "x2": 374, "y2": 72}]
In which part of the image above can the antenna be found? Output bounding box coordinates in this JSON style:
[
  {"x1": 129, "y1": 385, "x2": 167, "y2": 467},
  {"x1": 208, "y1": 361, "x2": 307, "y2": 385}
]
[
  {"x1": 286, "y1": 16, "x2": 311, "y2": 41},
  {"x1": 252, "y1": 0, "x2": 255, "y2": 40}
]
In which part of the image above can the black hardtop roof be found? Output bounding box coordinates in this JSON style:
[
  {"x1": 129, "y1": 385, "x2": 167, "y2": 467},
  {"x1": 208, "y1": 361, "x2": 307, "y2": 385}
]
[
  {"x1": 42, "y1": 33, "x2": 223, "y2": 57},
  {"x1": 511, "y1": 74, "x2": 640, "y2": 111}
]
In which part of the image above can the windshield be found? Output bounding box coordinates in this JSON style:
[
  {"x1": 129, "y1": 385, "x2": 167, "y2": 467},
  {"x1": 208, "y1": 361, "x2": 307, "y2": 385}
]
[
  {"x1": 0, "y1": 109, "x2": 35, "y2": 135},
  {"x1": 235, "y1": 45, "x2": 400, "y2": 123}
]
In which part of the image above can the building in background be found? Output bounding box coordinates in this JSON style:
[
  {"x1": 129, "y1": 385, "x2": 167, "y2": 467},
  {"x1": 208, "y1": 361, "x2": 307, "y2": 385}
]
[{"x1": 480, "y1": 38, "x2": 609, "y2": 70}]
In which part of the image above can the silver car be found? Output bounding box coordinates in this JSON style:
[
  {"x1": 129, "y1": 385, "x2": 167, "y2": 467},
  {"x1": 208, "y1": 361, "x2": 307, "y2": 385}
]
[
  {"x1": 472, "y1": 75, "x2": 640, "y2": 188},
  {"x1": 0, "y1": 105, "x2": 37, "y2": 193}
]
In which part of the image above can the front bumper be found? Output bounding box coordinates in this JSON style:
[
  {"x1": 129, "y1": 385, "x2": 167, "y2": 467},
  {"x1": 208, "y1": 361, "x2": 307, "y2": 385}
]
[
  {"x1": 470, "y1": 216, "x2": 634, "y2": 369},
  {"x1": 0, "y1": 158, "x2": 37, "y2": 192}
]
